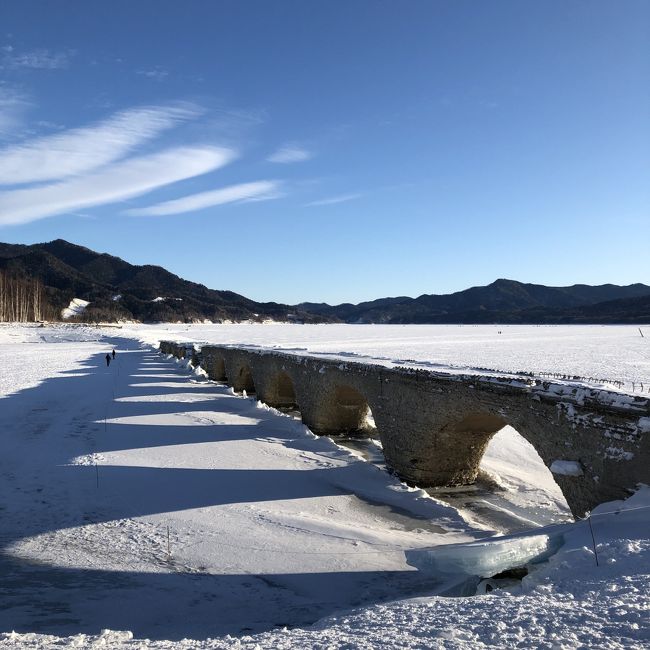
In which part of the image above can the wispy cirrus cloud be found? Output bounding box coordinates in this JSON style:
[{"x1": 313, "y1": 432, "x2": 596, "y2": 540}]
[
  {"x1": 1, "y1": 46, "x2": 74, "y2": 70},
  {"x1": 136, "y1": 67, "x2": 169, "y2": 81},
  {"x1": 0, "y1": 85, "x2": 30, "y2": 137},
  {"x1": 125, "y1": 180, "x2": 281, "y2": 216},
  {"x1": 0, "y1": 146, "x2": 234, "y2": 226},
  {"x1": 267, "y1": 144, "x2": 313, "y2": 163},
  {"x1": 0, "y1": 100, "x2": 292, "y2": 227},
  {"x1": 0, "y1": 103, "x2": 201, "y2": 185},
  {"x1": 305, "y1": 193, "x2": 362, "y2": 207}
]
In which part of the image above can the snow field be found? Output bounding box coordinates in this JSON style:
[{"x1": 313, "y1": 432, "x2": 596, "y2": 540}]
[
  {"x1": 121, "y1": 322, "x2": 650, "y2": 390},
  {"x1": 3, "y1": 489, "x2": 649, "y2": 649},
  {"x1": 0, "y1": 324, "x2": 647, "y2": 648},
  {"x1": 0, "y1": 323, "x2": 103, "y2": 397}
]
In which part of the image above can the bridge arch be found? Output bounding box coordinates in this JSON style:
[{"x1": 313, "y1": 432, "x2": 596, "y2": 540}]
[
  {"x1": 377, "y1": 404, "x2": 575, "y2": 515},
  {"x1": 266, "y1": 370, "x2": 298, "y2": 409},
  {"x1": 326, "y1": 384, "x2": 375, "y2": 434},
  {"x1": 480, "y1": 424, "x2": 571, "y2": 511},
  {"x1": 435, "y1": 412, "x2": 509, "y2": 485},
  {"x1": 206, "y1": 354, "x2": 227, "y2": 382}
]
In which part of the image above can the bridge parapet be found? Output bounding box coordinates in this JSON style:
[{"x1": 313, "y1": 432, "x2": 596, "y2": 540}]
[{"x1": 160, "y1": 340, "x2": 650, "y2": 517}]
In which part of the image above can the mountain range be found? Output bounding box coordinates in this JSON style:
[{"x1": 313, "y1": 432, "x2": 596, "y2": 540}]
[
  {"x1": 0, "y1": 239, "x2": 648, "y2": 324},
  {"x1": 300, "y1": 279, "x2": 650, "y2": 324}
]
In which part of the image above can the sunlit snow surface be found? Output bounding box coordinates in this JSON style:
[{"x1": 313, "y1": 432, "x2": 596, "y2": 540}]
[
  {"x1": 125, "y1": 322, "x2": 650, "y2": 390},
  {"x1": 60, "y1": 298, "x2": 90, "y2": 319},
  {"x1": 0, "y1": 323, "x2": 648, "y2": 649},
  {"x1": 0, "y1": 323, "x2": 102, "y2": 396}
]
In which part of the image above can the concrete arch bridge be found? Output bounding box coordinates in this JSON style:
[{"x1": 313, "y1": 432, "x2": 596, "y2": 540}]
[{"x1": 160, "y1": 341, "x2": 650, "y2": 518}]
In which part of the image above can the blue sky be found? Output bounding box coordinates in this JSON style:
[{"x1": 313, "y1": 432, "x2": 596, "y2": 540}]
[{"x1": 0, "y1": 1, "x2": 647, "y2": 304}]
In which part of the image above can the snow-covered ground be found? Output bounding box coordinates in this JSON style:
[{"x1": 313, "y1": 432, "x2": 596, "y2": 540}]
[
  {"x1": 0, "y1": 324, "x2": 648, "y2": 649},
  {"x1": 0, "y1": 323, "x2": 103, "y2": 396},
  {"x1": 60, "y1": 298, "x2": 90, "y2": 320},
  {"x1": 123, "y1": 323, "x2": 650, "y2": 392}
]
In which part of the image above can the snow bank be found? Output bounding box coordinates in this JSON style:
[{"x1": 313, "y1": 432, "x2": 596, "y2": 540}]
[{"x1": 475, "y1": 426, "x2": 572, "y2": 530}]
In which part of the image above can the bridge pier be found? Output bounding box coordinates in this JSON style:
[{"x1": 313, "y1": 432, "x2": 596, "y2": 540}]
[
  {"x1": 371, "y1": 374, "x2": 509, "y2": 485},
  {"x1": 217, "y1": 349, "x2": 256, "y2": 393},
  {"x1": 376, "y1": 410, "x2": 508, "y2": 486},
  {"x1": 245, "y1": 357, "x2": 299, "y2": 410},
  {"x1": 290, "y1": 383, "x2": 372, "y2": 434},
  {"x1": 200, "y1": 348, "x2": 227, "y2": 381}
]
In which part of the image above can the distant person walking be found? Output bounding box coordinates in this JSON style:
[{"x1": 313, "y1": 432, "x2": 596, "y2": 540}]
[
  {"x1": 112, "y1": 349, "x2": 116, "y2": 359},
  {"x1": 105, "y1": 353, "x2": 111, "y2": 367}
]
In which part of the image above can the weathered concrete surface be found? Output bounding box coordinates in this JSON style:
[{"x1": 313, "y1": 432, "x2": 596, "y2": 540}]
[{"x1": 160, "y1": 341, "x2": 650, "y2": 518}]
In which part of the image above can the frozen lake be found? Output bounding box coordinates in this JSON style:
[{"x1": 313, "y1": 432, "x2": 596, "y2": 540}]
[{"x1": 126, "y1": 323, "x2": 650, "y2": 391}]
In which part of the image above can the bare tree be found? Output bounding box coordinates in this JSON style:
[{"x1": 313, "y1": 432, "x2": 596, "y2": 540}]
[{"x1": 0, "y1": 271, "x2": 53, "y2": 322}]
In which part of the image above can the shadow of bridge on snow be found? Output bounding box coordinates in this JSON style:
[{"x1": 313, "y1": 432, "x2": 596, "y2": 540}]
[{"x1": 0, "y1": 336, "x2": 443, "y2": 640}]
